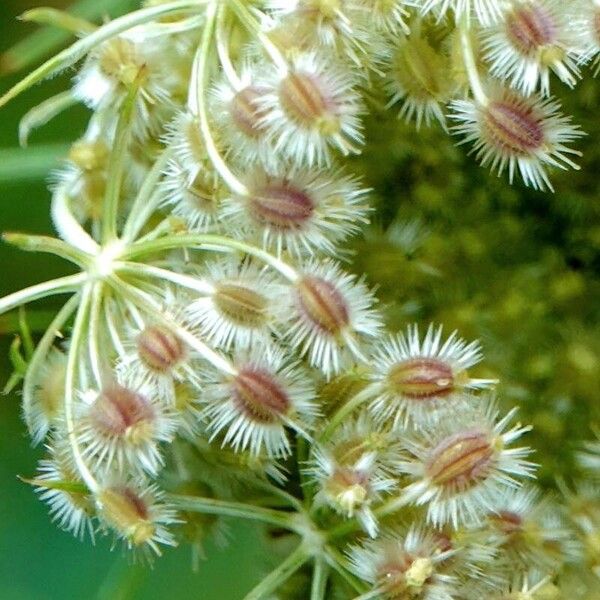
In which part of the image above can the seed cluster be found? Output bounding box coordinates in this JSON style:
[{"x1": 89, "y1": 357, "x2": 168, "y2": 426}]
[{"x1": 0, "y1": 0, "x2": 599, "y2": 597}]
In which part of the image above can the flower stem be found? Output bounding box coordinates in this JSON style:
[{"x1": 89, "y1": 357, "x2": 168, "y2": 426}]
[
  {"x1": 323, "y1": 545, "x2": 366, "y2": 594},
  {"x1": 190, "y1": 0, "x2": 249, "y2": 197},
  {"x1": 51, "y1": 187, "x2": 99, "y2": 255},
  {"x1": 460, "y1": 21, "x2": 488, "y2": 106},
  {"x1": 102, "y1": 85, "x2": 138, "y2": 244},
  {"x1": 0, "y1": 272, "x2": 87, "y2": 317},
  {"x1": 228, "y1": 0, "x2": 288, "y2": 74},
  {"x1": 125, "y1": 234, "x2": 299, "y2": 282},
  {"x1": 310, "y1": 558, "x2": 329, "y2": 600},
  {"x1": 318, "y1": 383, "x2": 377, "y2": 443},
  {"x1": 216, "y1": 4, "x2": 243, "y2": 90},
  {"x1": 168, "y1": 494, "x2": 302, "y2": 533},
  {"x1": 117, "y1": 262, "x2": 215, "y2": 294},
  {"x1": 3, "y1": 232, "x2": 91, "y2": 267},
  {"x1": 22, "y1": 294, "x2": 80, "y2": 442},
  {"x1": 64, "y1": 283, "x2": 98, "y2": 493},
  {"x1": 121, "y1": 148, "x2": 173, "y2": 243},
  {"x1": 242, "y1": 544, "x2": 310, "y2": 600}
]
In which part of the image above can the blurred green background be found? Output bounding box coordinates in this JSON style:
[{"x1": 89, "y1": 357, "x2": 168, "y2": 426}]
[{"x1": 1, "y1": 1, "x2": 600, "y2": 598}]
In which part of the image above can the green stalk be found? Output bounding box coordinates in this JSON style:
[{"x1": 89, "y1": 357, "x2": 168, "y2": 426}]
[
  {"x1": 0, "y1": 144, "x2": 69, "y2": 181},
  {"x1": 2, "y1": 232, "x2": 91, "y2": 268},
  {"x1": 310, "y1": 558, "x2": 329, "y2": 600},
  {"x1": 168, "y1": 494, "x2": 302, "y2": 533},
  {"x1": 63, "y1": 283, "x2": 98, "y2": 492},
  {"x1": 120, "y1": 149, "x2": 173, "y2": 242},
  {"x1": 243, "y1": 544, "x2": 310, "y2": 600},
  {"x1": 102, "y1": 86, "x2": 138, "y2": 243},
  {"x1": 318, "y1": 384, "x2": 377, "y2": 443},
  {"x1": 125, "y1": 234, "x2": 299, "y2": 282},
  {"x1": 21, "y1": 294, "x2": 80, "y2": 442},
  {"x1": 0, "y1": 272, "x2": 87, "y2": 317}
]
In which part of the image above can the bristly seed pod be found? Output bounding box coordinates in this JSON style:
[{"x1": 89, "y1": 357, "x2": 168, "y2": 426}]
[
  {"x1": 451, "y1": 87, "x2": 583, "y2": 191},
  {"x1": 96, "y1": 482, "x2": 177, "y2": 555},
  {"x1": 201, "y1": 351, "x2": 316, "y2": 457},
  {"x1": 79, "y1": 382, "x2": 175, "y2": 475},
  {"x1": 137, "y1": 325, "x2": 186, "y2": 373},
  {"x1": 232, "y1": 365, "x2": 291, "y2": 423}
]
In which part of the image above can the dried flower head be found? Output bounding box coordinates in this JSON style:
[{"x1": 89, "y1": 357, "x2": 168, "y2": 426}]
[{"x1": 451, "y1": 87, "x2": 583, "y2": 191}]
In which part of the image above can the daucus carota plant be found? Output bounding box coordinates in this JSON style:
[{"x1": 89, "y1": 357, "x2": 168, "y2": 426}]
[{"x1": 1, "y1": 0, "x2": 600, "y2": 597}]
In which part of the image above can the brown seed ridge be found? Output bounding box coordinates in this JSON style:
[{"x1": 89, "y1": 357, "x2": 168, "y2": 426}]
[
  {"x1": 249, "y1": 182, "x2": 315, "y2": 229},
  {"x1": 279, "y1": 72, "x2": 329, "y2": 126},
  {"x1": 230, "y1": 86, "x2": 269, "y2": 138},
  {"x1": 90, "y1": 385, "x2": 155, "y2": 436},
  {"x1": 137, "y1": 325, "x2": 185, "y2": 372},
  {"x1": 484, "y1": 100, "x2": 545, "y2": 154},
  {"x1": 214, "y1": 282, "x2": 268, "y2": 328},
  {"x1": 387, "y1": 358, "x2": 455, "y2": 399},
  {"x1": 232, "y1": 366, "x2": 290, "y2": 423},
  {"x1": 506, "y1": 5, "x2": 558, "y2": 55},
  {"x1": 426, "y1": 429, "x2": 494, "y2": 490},
  {"x1": 296, "y1": 276, "x2": 350, "y2": 334}
]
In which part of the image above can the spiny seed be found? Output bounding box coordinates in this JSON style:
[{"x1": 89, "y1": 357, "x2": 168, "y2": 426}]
[
  {"x1": 184, "y1": 171, "x2": 219, "y2": 212},
  {"x1": 232, "y1": 367, "x2": 290, "y2": 423},
  {"x1": 249, "y1": 182, "x2": 315, "y2": 229},
  {"x1": 98, "y1": 38, "x2": 146, "y2": 87},
  {"x1": 137, "y1": 325, "x2": 185, "y2": 373},
  {"x1": 296, "y1": 276, "x2": 350, "y2": 334},
  {"x1": 387, "y1": 358, "x2": 455, "y2": 399},
  {"x1": 426, "y1": 429, "x2": 494, "y2": 489},
  {"x1": 279, "y1": 72, "x2": 329, "y2": 126},
  {"x1": 391, "y1": 37, "x2": 450, "y2": 100},
  {"x1": 213, "y1": 283, "x2": 268, "y2": 327},
  {"x1": 230, "y1": 86, "x2": 269, "y2": 138},
  {"x1": 97, "y1": 487, "x2": 155, "y2": 545},
  {"x1": 483, "y1": 100, "x2": 545, "y2": 154},
  {"x1": 90, "y1": 385, "x2": 155, "y2": 437},
  {"x1": 68, "y1": 140, "x2": 109, "y2": 172},
  {"x1": 491, "y1": 510, "x2": 524, "y2": 534},
  {"x1": 506, "y1": 5, "x2": 558, "y2": 55}
]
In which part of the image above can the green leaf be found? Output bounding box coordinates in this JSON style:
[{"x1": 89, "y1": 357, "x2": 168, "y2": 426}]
[{"x1": 0, "y1": 144, "x2": 69, "y2": 181}]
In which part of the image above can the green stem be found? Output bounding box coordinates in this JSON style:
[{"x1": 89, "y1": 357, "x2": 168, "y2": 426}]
[
  {"x1": 19, "y1": 91, "x2": 78, "y2": 147},
  {"x1": 216, "y1": 3, "x2": 243, "y2": 90},
  {"x1": 102, "y1": 85, "x2": 138, "y2": 244},
  {"x1": 227, "y1": 0, "x2": 288, "y2": 73},
  {"x1": 459, "y1": 21, "x2": 487, "y2": 106},
  {"x1": 64, "y1": 283, "x2": 98, "y2": 492},
  {"x1": 116, "y1": 262, "x2": 214, "y2": 294},
  {"x1": 318, "y1": 383, "x2": 377, "y2": 443},
  {"x1": 0, "y1": 273, "x2": 87, "y2": 317},
  {"x1": 243, "y1": 544, "x2": 310, "y2": 600},
  {"x1": 168, "y1": 494, "x2": 302, "y2": 533},
  {"x1": 310, "y1": 558, "x2": 329, "y2": 600},
  {"x1": 0, "y1": 0, "x2": 205, "y2": 109},
  {"x1": 2, "y1": 232, "x2": 91, "y2": 268},
  {"x1": 190, "y1": 0, "x2": 249, "y2": 196},
  {"x1": 125, "y1": 234, "x2": 298, "y2": 281},
  {"x1": 88, "y1": 282, "x2": 104, "y2": 386},
  {"x1": 323, "y1": 546, "x2": 366, "y2": 594},
  {"x1": 121, "y1": 149, "x2": 173, "y2": 243},
  {"x1": 327, "y1": 495, "x2": 409, "y2": 541},
  {"x1": 22, "y1": 294, "x2": 80, "y2": 443}
]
